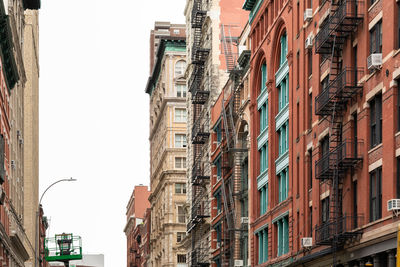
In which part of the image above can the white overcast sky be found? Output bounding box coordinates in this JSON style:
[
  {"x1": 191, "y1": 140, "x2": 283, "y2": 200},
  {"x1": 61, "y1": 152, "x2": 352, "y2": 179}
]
[{"x1": 39, "y1": 1, "x2": 185, "y2": 266}]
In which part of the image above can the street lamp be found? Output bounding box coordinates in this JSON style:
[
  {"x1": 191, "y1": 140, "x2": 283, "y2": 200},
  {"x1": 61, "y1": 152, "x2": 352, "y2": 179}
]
[{"x1": 35, "y1": 177, "x2": 77, "y2": 267}]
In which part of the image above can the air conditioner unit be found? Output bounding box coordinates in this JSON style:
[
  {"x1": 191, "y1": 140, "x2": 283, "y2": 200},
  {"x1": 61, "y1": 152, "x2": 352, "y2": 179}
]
[
  {"x1": 304, "y1": 9, "x2": 313, "y2": 21},
  {"x1": 301, "y1": 237, "x2": 313, "y2": 248},
  {"x1": 388, "y1": 199, "x2": 400, "y2": 211},
  {"x1": 241, "y1": 217, "x2": 249, "y2": 224},
  {"x1": 305, "y1": 35, "x2": 313, "y2": 49},
  {"x1": 234, "y1": 260, "x2": 244, "y2": 267},
  {"x1": 367, "y1": 53, "x2": 382, "y2": 70}
]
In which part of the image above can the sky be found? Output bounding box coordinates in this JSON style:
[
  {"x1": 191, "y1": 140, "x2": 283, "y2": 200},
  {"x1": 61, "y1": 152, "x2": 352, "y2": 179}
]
[{"x1": 39, "y1": 1, "x2": 185, "y2": 266}]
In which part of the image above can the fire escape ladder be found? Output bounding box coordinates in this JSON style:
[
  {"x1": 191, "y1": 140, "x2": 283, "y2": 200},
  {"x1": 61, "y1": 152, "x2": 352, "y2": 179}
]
[
  {"x1": 221, "y1": 24, "x2": 237, "y2": 72},
  {"x1": 314, "y1": 2, "x2": 365, "y2": 264}
]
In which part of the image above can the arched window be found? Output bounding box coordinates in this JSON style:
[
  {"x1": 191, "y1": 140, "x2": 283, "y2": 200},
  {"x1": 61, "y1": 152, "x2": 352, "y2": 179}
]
[{"x1": 175, "y1": 60, "x2": 186, "y2": 77}]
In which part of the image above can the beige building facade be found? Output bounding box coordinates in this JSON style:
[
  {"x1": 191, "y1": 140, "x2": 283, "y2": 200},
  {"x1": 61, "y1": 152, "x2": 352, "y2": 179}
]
[{"x1": 145, "y1": 23, "x2": 188, "y2": 267}]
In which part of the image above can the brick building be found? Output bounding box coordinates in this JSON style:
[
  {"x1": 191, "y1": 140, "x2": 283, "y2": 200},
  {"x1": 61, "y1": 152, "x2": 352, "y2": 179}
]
[
  {"x1": 124, "y1": 185, "x2": 151, "y2": 267},
  {"x1": 243, "y1": 0, "x2": 400, "y2": 266},
  {"x1": 208, "y1": 22, "x2": 251, "y2": 267},
  {"x1": 184, "y1": 0, "x2": 247, "y2": 265}
]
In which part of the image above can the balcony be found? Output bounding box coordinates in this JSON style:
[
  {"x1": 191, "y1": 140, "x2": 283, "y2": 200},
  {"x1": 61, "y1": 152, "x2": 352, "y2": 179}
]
[
  {"x1": 191, "y1": 0, "x2": 207, "y2": 28},
  {"x1": 191, "y1": 199, "x2": 210, "y2": 221},
  {"x1": 315, "y1": 0, "x2": 364, "y2": 54},
  {"x1": 192, "y1": 159, "x2": 210, "y2": 185},
  {"x1": 189, "y1": 65, "x2": 209, "y2": 104},
  {"x1": 315, "y1": 139, "x2": 363, "y2": 180},
  {"x1": 192, "y1": 44, "x2": 210, "y2": 65},
  {"x1": 191, "y1": 247, "x2": 210, "y2": 267},
  {"x1": 192, "y1": 117, "x2": 209, "y2": 144},
  {"x1": 315, "y1": 68, "x2": 364, "y2": 116},
  {"x1": 315, "y1": 215, "x2": 364, "y2": 245}
]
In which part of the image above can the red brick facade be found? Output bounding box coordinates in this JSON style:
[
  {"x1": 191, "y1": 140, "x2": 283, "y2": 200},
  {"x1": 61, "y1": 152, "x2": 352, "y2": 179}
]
[{"x1": 246, "y1": 0, "x2": 400, "y2": 266}]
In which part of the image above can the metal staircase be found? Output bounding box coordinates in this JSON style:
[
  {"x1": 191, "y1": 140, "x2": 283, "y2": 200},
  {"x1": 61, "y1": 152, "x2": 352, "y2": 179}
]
[{"x1": 314, "y1": 1, "x2": 364, "y2": 266}]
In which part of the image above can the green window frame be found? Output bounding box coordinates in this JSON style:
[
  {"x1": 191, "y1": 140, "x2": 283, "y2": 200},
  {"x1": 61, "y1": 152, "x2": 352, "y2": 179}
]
[
  {"x1": 276, "y1": 216, "x2": 289, "y2": 257},
  {"x1": 278, "y1": 168, "x2": 289, "y2": 202}
]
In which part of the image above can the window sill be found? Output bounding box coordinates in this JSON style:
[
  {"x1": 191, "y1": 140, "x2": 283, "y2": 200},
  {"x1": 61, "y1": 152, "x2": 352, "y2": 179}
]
[{"x1": 368, "y1": 143, "x2": 382, "y2": 155}]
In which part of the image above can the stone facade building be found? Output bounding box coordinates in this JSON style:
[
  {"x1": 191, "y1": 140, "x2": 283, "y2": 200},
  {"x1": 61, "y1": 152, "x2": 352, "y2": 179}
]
[{"x1": 145, "y1": 23, "x2": 188, "y2": 267}]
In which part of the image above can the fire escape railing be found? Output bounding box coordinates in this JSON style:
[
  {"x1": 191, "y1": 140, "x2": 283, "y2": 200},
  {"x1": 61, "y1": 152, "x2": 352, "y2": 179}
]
[
  {"x1": 192, "y1": 157, "x2": 210, "y2": 185},
  {"x1": 192, "y1": 116, "x2": 210, "y2": 145},
  {"x1": 315, "y1": 215, "x2": 364, "y2": 245}
]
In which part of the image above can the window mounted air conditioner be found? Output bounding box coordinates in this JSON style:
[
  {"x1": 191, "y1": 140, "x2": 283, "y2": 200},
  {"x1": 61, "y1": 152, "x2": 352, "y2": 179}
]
[
  {"x1": 241, "y1": 217, "x2": 249, "y2": 224},
  {"x1": 388, "y1": 199, "x2": 400, "y2": 211},
  {"x1": 304, "y1": 9, "x2": 313, "y2": 21},
  {"x1": 301, "y1": 237, "x2": 313, "y2": 248},
  {"x1": 367, "y1": 53, "x2": 382, "y2": 70},
  {"x1": 234, "y1": 260, "x2": 244, "y2": 267},
  {"x1": 305, "y1": 35, "x2": 313, "y2": 49}
]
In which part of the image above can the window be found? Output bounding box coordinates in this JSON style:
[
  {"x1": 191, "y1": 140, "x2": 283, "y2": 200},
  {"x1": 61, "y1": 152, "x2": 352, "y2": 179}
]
[
  {"x1": 308, "y1": 93, "x2": 312, "y2": 129},
  {"x1": 175, "y1": 108, "x2": 187, "y2": 122},
  {"x1": 398, "y1": 83, "x2": 400, "y2": 131},
  {"x1": 215, "y1": 158, "x2": 221, "y2": 180},
  {"x1": 370, "y1": 94, "x2": 382, "y2": 148},
  {"x1": 261, "y1": 63, "x2": 267, "y2": 92},
  {"x1": 177, "y1": 254, "x2": 186, "y2": 263},
  {"x1": 175, "y1": 183, "x2": 186, "y2": 194},
  {"x1": 177, "y1": 206, "x2": 185, "y2": 223},
  {"x1": 259, "y1": 183, "x2": 268, "y2": 215},
  {"x1": 321, "y1": 76, "x2": 329, "y2": 91},
  {"x1": 177, "y1": 232, "x2": 186, "y2": 242},
  {"x1": 175, "y1": 134, "x2": 187, "y2": 148},
  {"x1": 278, "y1": 122, "x2": 289, "y2": 156},
  {"x1": 309, "y1": 207, "x2": 313, "y2": 237},
  {"x1": 278, "y1": 78, "x2": 289, "y2": 111},
  {"x1": 215, "y1": 191, "x2": 222, "y2": 214},
  {"x1": 260, "y1": 103, "x2": 268, "y2": 132},
  {"x1": 276, "y1": 216, "x2": 289, "y2": 257},
  {"x1": 398, "y1": 158, "x2": 400, "y2": 199},
  {"x1": 278, "y1": 168, "x2": 289, "y2": 202},
  {"x1": 175, "y1": 60, "x2": 186, "y2": 76},
  {"x1": 370, "y1": 20, "x2": 382, "y2": 54},
  {"x1": 176, "y1": 84, "x2": 187, "y2": 98},
  {"x1": 280, "y1": 33, "x2": 287, "y2": 66},
  {"x1": 259, "y1": 143, "x2": 268, "y2": 174},
  {"x1": 173, "y1": 29, "x2": 180, "y2": 35},
  {"x1": 307, "y1": 51, "x2": 312, "y2": 78},
  {"x1": 296, "y1": 102, "x2": 300, "y2": 138},
  {"x1": 257, "y1": 228, "x2": 268, "y2": 264},
  {"x1": 215, "y1": 122, "x2": 222, "y2": 143},
  {"x1": 308, "y1": 149, "x2": 313, "y2": 189},
  {"x1": 175, "y1": 157, "x2": 187, "y2": 169},
  {"x1": 370, "y1": 167, "x2": 382, "y2": 222},
  {"x1": 353, "y1": 180, "x2": 358, "y2": 229},
  {"x1": 321, "y1": 197, "x2": 329, "y2": 224}
]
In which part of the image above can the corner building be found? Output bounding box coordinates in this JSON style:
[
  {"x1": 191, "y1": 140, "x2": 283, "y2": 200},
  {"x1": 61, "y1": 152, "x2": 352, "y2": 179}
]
[
  {"x1": 145, "y1": 25, "x2": 188, "y2": 266},
  {"x1": 183, "y1": 0, "x2": 246, "y2": 266},
  {"x1": 245, "y1": 0, "x2": 400, "y2": 266}
]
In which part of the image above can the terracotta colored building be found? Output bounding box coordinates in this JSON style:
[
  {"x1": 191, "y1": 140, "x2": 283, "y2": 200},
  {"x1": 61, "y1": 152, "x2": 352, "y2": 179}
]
[
  {"x1": 124, "y1": 185, "x2": 151, "y2": 267},
  {"x1": 208, "y1": 22, "x2": 252, "y2": 267},
  {"x1": 244, "y1": 0, "x2": 400, "y2": 266}
]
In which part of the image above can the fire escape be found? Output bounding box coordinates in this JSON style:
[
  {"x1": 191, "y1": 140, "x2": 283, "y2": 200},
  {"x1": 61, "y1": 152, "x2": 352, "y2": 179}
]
[
  {"x1": 314, "y1": 1, "x2": 364, "y2": 265},
  {"x1": 218, "y1": 25, "x2": 247, "y2": 266},
  {"x1": 188, "y1": 0, "x2": 210, "y2": 266}
]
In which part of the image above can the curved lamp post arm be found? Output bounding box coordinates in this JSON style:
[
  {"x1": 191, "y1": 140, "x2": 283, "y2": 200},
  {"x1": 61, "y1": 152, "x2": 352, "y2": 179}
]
[
  {"x1": 35, "y1": 177, "x2": 76, "y2": 267},
  {"x1": 39, "y1": 177, "x2": 77, "y2": 205}
]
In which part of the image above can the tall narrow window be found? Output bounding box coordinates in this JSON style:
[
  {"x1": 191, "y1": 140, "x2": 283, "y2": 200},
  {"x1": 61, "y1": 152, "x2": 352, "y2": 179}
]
[
  {"x1": 353, "y1": 180, "x2": 358, "y2": 229},
  {"x1": 261, "y1": 63, "x2": 267, "y2": 92},
  {"x1": 177, "y1": 206, "x2": 185, "y2": 223},
  {"x1": 397, "y1": 157, "x2": 400, "y2": 199},
  {"x1": 296, "y1": 51, "x2": 300, "y2": 88},
  {"x1": 308, "y1": 148, "x2": 313, "y2": 189},
  {"x1": 309, "y1": 206, "x2": 313, "y2": 237},
  {"x1": 321, "y1": 197, "x2": 329, "y2": 224},
  {"x1": 370, "y1": 167, "x2": 382, "y2": 222},
  {"x1": 397, "y1": 83, "x2": 400, "y2": 131},
  {"x1": 296, "y1": 157, "x2": 300, "y2": 197},
  {"x1": 296, "y1": 102, "x2": 300, "y2": 139},
  {"x1": 307, "y1": 50, "x2": 313, "y2": 78},
  {"x1": 308, "y1": 93, "x2": 312, "y2": 129},
  {"x1": 370, "y1": 94, "x2": 382, "y2": 148},
  {"x1": 370, "y1": 20, "x2": 382, "y2": 54},
  {"x1": 296, "y1": 2, "x2": 300, "y2": 35},
  {"x1": 353, "y1": 112, "x2": 358, "y2": 157}
]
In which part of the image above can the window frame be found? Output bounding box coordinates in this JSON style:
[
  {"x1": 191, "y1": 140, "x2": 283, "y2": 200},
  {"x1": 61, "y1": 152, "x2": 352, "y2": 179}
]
[{"x1": 175, "y1": 134, "x2": 187, "y2": 148}]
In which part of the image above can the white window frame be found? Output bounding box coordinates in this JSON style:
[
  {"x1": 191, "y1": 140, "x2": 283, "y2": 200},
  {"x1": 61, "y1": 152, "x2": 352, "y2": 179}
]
[
  {"x1": 174, "y1": 108, "x2": 187, "y2": 123},
  {"x1": 175, "y1": 134, "x2": 187, "y2": 148}
]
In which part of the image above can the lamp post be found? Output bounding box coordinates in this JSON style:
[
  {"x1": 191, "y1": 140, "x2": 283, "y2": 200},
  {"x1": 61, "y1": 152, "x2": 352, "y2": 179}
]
[{"x1": 35, "y1": 177, "x2": 77, "y2": 267}]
